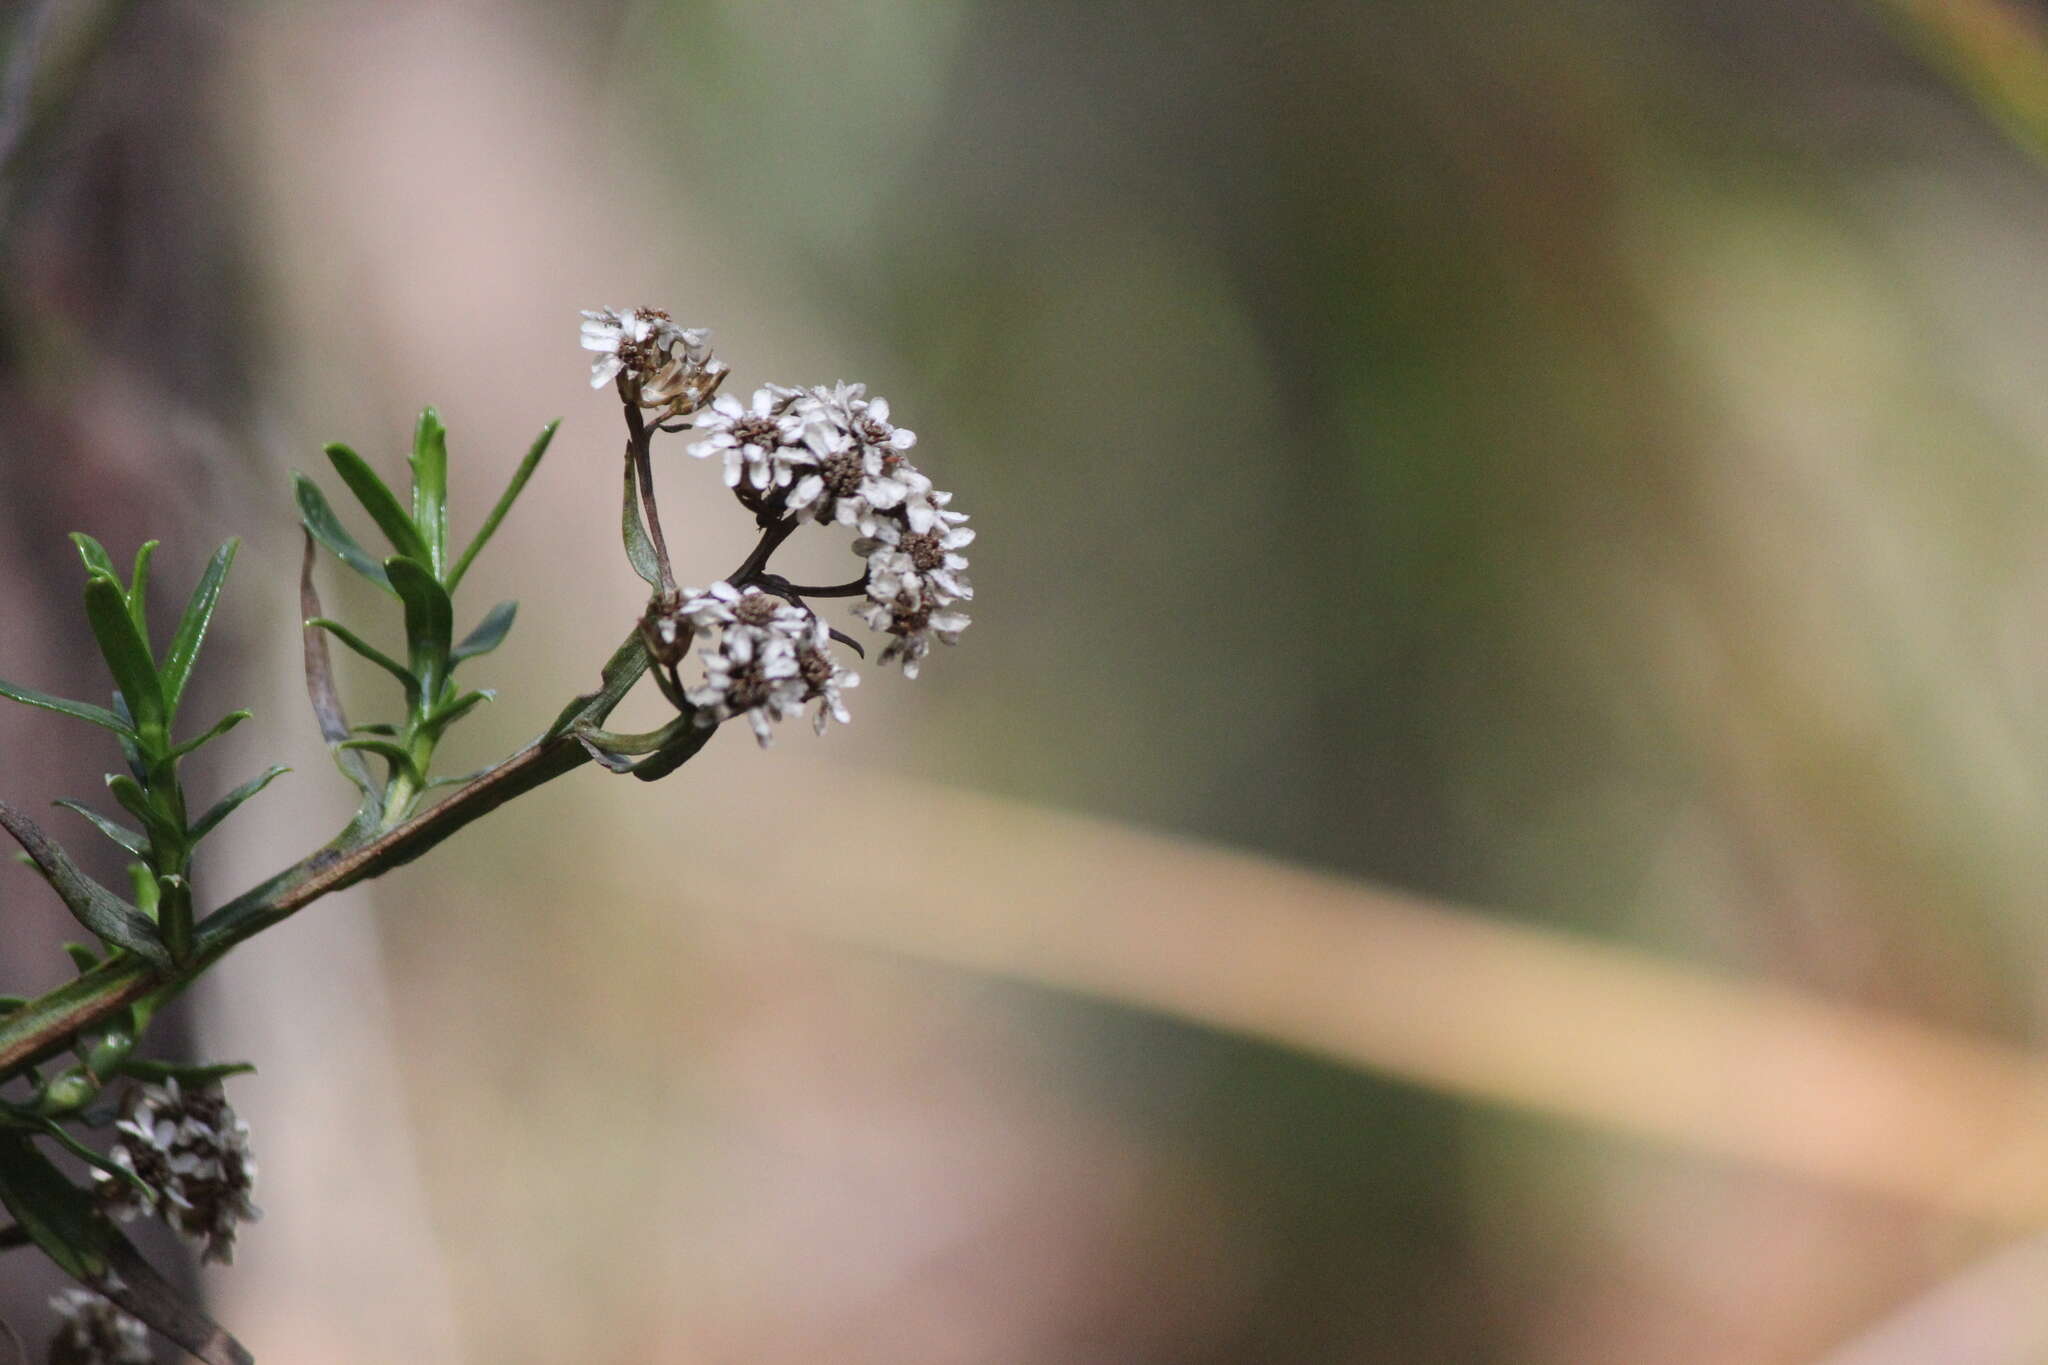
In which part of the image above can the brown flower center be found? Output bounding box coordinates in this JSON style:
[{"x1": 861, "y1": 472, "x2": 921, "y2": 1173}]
[
  {"x1": 821, "y1": 450, "x2": 863, "y2": 497},
  {"x1": 733, "y1": 594, "x2": 784, "y2": 627},
  {"x1": 731, "y1": 415, "x2": 780, "y2": 450},
  {"x1": 899, "y1": 532, "x2": 943, "y2": 571}
]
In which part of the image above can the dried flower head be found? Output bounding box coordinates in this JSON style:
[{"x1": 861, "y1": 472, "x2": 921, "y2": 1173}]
[
  {"x1": 47, "y1": 1289, "x2": 151, "y2": 1365},
  {"x1": 581, "y1": 307, "x2": 727, "y2": 415},
  {"x1": 96, "y1": 1079, "x2": 260, "y2": 1265}
]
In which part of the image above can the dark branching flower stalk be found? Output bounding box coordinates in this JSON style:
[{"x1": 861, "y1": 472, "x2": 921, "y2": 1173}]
[{"x1": 0, "y1": 308, "x2": 976, "y2": 1364}]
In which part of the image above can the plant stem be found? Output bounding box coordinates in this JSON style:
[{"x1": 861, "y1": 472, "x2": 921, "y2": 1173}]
[{"x1": 0, "y1": 628, "x2": 657, "y2": 1080}]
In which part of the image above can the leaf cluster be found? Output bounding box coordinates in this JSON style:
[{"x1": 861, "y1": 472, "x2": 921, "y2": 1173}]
[{"x1": 295, "y1": 409, "x2": 554, "y2": 827}]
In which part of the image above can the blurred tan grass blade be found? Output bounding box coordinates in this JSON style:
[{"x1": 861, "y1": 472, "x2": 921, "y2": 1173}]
[
  {"x1": 694, "y1": 776, "x2": 2048, "y2": 1226},
  {"x1": 1870, "y1": 0, "x2": 2048, "y2": 167}
]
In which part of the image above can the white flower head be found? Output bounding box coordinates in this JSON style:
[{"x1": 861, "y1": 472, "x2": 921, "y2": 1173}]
[
  {"x1": 855, "y1": 574, "x2": 971, "y2": 680},
  {"x1": 798, "y1": 381, "x2": 918, "y2": 455},
  {"x1": 96, "y1": 1079, "x2": 260, "y2": 1265},
  {"x1": 686, "y1": 617, "x2": 806, "y2": 747},
  {"x1": 855, "y1": 514, "x2": 974, "y2": 607},
  {"x1": 48, "y1": 1290, "x2": 151, "y2": 1365},
  {"x1": 791, "y1": 614, "x2": 860, "y2": 734},
  {"x1": 784, "y1": 424, "x2": 933, "y2": 532},
  {"x1": 688, "y1": 388, "x2": 811, "y2": 491}
]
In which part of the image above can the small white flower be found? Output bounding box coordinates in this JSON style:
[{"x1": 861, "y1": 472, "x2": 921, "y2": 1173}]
[
  {"x1": 855, "y1": 516, "x2": 974, "y2": 606},
  {"x1": 797, "y1": 381, "x2": 918, "y2": 454},
  {"x1": 784, "y1": 425, "x2": 933, "y2": 532},
  {"x1": 48, "y1": 1289, "x2": 152, "y2": 1365},
  {"x1": 689, "y1": 389, "x2": 810, "y2": 491},
  {"x1": 96, "y1": 1079, "x2": 260, "y2": 1265},
  {"x1": 854, "y1": 576, "x2": 971, "y2": 680},
  {"x1": 685, "y1": 616, "x2": 807, "y2": 747},
  {"x1": 791, "y1": 614, "x2": 860, "y2": 734}
]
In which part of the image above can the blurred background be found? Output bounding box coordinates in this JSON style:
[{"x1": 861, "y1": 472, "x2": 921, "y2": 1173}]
[{"x1": 7, "y1": 0, "x2": 2048, "y2": 1360}]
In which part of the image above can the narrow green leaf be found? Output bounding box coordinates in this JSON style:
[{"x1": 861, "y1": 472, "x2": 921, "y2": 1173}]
[
  {"x1": 426, "y1": 689, "x2": 494, "y2": 738},
  {"x1": 105, "y1": 776, "x2": 180, "y2": 854},
  {"x1": 295, "y1": 474, "x2": 394, "y2": 593},
  {"x1": 385, "y1": 557, "x2": 453, "y2": 695},
  {"x1": 127, "y1": 540, "x2": 158, "y2": 636},
  {"x1": 305, "y1": 618, "x2": 418, "y2": 700},
  {"x1": 409, "y1": 407, "x2": 449, "y2": 578},
  {"x1": 349, "y1": 721, "x2": 398, "y2": 736},
  {"x1": 448, "y1": 419, "x2": 556, "y2": 593},
  {"x1": 61, "y1": 943, "x2": 98, "y2": 973},
  {"x1": 0, "y1": 803, "x2": 167, "y2": 966},
  {"x1": 116, "y1": 1059, "x2": 256, "y2": 1086},
  {"x1": 127, "y1": 863, "x2": 159, "y2": 917},
  {"x1": 52, "y1": 801, "x2": 146, "y2": 857},
  {"x1": 0, "y1": 1135, "x2": 253, "y2": 1365},
  {"x1": 621, "y1": 457, "x2": 661, "y2": 587},
  {"x1": 161, "y1": 539, "x2": 237, "y2": 716},
  {"x1": 324, "y1": 442, "x2": 430, "y2": 565},
  {"x1": 68, "y1": 533, "x2": 116, "y2": 581},
  {"x1": 336, "y1": 737, "x2": 424, "y2": 786},
  {"x1": 170, "y1": 709, "x2": 251, "y2": 759},
  {"x1": 451, "y1": 600, "x2": 517, "y2": 664},
  {"x1": 0, "y1": 676, "x2": 131, "y2": 736},
  {"x1": 0, "y1": 1132, "x2": 108, "y2": 1280},
  {"x1": 81, "y1": 577, "x2": 165, "y2": 746},
  {"x1": 188, "y1": 766, "x2": 289, "y2": 845}
]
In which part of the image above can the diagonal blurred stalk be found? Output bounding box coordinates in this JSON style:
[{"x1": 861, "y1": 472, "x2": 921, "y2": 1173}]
[{"x1": 1867, "y1": 0, "x2": 2048, "y2": 167}]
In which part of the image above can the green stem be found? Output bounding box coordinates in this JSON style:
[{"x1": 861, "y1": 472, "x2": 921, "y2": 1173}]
[{"x1": 0, "y1": 628, "x2": 653, "y2": 1081}]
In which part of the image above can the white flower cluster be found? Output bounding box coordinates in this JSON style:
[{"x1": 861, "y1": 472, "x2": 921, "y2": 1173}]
[
  {"x1": 678, "y1": 582, "x2": 858, "y2": 746},
  {"x1": 691, "y1": 380, "x2": 975, "y2": 679},
  {"x1": 95, "y1": 1080, "x2": 260, "y2": 1265},
  {"x1": 584, "y1": 308, "x2": 976, "y2": 743},
  {"x1": 580, "y1": 307, "x2": 728, "y2": 415},
  {"x1": 689, "y1": 381, "x2": 929, "y2": 529},
  {"x1": 47, "y1": 1289, "x2": 151, "y2": 1365}
]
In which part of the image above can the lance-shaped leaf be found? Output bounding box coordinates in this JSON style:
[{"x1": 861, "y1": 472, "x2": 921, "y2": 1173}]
[
  {"x1": 0, "y1": 803, "x2": 167, "y2": 966},
  {"x1": 106, "y1": 776, "x2": 181, "y2": 853},
  {"x1": 306, "y1": 618, "x2": 418, "y2": 702},
  {"x1": 0, "y1": 1135, "x2": 251, "y2": 1365},
  {"x1": 117, "y1": 1059, "x2": 255, "y2": 1086},
  {"x1": 300, "y1": 532, "x2": 378, "y2": 801},
  {"x1": 127, "y1": 539, "x2": 158, "y2": 636},
  {"x1": 451, "y1": 600, "x2": 517, "y2": 665},
  {"x1": 188, "y1": 766, "x2": 290, "y2": 845},
  {"x1": 386, "y1": 556, "x2": 452, "y2": 694},
  {"x1": 81, "y1": 576, "x2": 165, "y2": 749},
  {"x1": 128, "y1": 862, "x2": 161, "y2": 918},
  {"x1": 427, "y1": 688, "x2": 494, "y2": 737},
  {"x1": 296, "y1": 474, "x2": 394, "y2": 593},
  {"x1": 0, "y1": 675, "x2": 131, "y2": 736},
  {"x1": 324, "y1": 442, "x2": 429, "y2": 565},
  {"x1": 410, "y1": 407, "x2": 450, "y2": 578},
  {"x1": 621, "y1": 457, "x2": 661, "y2": 587},
  {"x1": 170, "y1": 708, "x2": 251, "y2": 759},
  {"x1": 161, "y1": 538, "x2": 238, "y2": 717},
  {"x1": 69, "y1": 532, "x2": 117, "y2": 581},
  {"x1": 448, "y1": 419, "x2": 556, "y2": 593},
  {"x1": 52, "y1": 800, "x2": 147, "y2": 857},
  {"x1": 337, "y1": 737, "x2": 424, "y2": 786}
]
